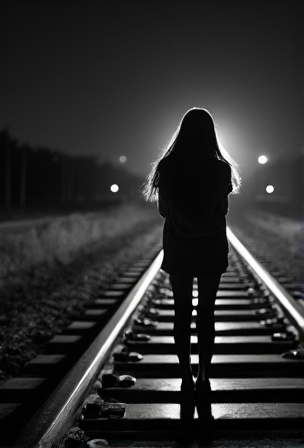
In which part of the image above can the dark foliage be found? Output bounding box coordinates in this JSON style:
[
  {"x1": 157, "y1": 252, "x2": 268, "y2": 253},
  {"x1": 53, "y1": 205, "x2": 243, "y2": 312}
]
[{"x1": 0, "y1": 128, "x2": 144, "y2": 209}]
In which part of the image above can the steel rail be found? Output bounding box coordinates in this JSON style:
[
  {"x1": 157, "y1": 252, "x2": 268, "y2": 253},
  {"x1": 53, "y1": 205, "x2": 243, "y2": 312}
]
[
  {"x1": 14, "y1": 251, "x2": 164, "y2": 448},
  {"x1": 227, "y1": 227, "x2": 304, "y2": 343},
  {"x1": 14, "y1": 228, "x2": 304, "y2": 447}
]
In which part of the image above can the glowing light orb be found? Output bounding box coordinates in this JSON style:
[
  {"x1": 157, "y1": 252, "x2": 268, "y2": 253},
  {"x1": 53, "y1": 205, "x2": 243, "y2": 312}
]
[
  {"x1": 258, "y1": 155, "x2": 268, "y2": 164},
  {"x1": 266, "y1": 185, "x2": 274, "y2": 194},
  {"x1": 110, "y1": 184, "x2": 119, "y2": 193},
  {"x1": 119, "y1": 155, "x2": 127, "y2": 163}
]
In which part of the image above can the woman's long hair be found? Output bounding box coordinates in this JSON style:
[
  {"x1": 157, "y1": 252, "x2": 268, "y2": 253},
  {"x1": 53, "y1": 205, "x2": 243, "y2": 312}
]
[{"x1": 143, "y1": 107, "x2": 241, "y2": 203}]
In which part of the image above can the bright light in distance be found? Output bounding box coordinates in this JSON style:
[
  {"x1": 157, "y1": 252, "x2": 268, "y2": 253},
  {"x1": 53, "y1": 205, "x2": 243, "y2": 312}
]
[
  {"x1": 110, "y1": 184, "x2": 119, "y2": 193},
  {"x1": 258, "y1": 155, "x2": 268, "y2": 164},
  {"x1": 119, "y1": 155, "x2": 127, "y2": 163},
  {"x1": 266, "y1": 185, "x2": 274, "y2": 194}
]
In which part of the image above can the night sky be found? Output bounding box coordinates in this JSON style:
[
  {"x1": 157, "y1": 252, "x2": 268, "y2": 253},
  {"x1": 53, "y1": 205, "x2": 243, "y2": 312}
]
[{"x1": 2, "y1": 0, "x2": 303, "y2": 180}]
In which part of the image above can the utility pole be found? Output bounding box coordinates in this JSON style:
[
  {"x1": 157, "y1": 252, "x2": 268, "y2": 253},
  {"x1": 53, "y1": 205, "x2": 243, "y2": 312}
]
[
  {"x1": 5, "y1": 136, "x2": 11, "y2": 207},
  {"x1": 67, "y1": 161, "x2": 73, "y2": 203},
  {"x1": 20, "y1": 145, "x2": 27, "y2": 206}
]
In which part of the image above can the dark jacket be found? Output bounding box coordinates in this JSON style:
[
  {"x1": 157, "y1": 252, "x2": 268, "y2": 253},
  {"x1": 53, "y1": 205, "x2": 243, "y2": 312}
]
[{"x1": 158, "y1": 158, "x2": 232, "y2": 277}]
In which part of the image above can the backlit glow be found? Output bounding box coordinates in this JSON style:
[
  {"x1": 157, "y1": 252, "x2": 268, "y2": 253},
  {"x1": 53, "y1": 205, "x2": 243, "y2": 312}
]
[
  {"x1": 258, "y1": 155, "x2": 268, "y2": 164},
  {"x1": 266, "y1": 185, "x2": 274, "y2": 193},
  {"x1": 110, "y1": 184, "x2": 119, "y2": 193}
]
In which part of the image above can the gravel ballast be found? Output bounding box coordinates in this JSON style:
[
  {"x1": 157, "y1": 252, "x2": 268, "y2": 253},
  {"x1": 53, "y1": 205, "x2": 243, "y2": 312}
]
[
  {"x1": 1, "y1": 207, "x2": 303, "y2": 385},
  {"x1": 0, "y1": 219, "x2": 162, "y2": 384}
]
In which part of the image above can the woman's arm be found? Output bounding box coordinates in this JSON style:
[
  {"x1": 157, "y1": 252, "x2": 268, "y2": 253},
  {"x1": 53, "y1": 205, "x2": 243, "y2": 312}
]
[
  {"x1": 223, "y1": 180, "x2": 232, "y2": 215},
  {"x1": 223, "y1": 196, "x2": 229, "y2": 215},
  {"x1": 158, "y1": 192, "x2": 170, "y2": 218}
]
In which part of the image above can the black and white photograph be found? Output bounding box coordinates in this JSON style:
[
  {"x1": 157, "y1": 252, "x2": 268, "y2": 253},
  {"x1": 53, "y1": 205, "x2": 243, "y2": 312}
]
[{"x1": 1, "y1": 1, "x2": 303, "y2": 447}]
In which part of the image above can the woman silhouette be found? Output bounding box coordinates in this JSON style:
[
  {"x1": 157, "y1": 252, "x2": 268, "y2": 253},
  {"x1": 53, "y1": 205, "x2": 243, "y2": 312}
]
[{"x1": 144, "y1": 107, "x2": 241, "y2": 413}]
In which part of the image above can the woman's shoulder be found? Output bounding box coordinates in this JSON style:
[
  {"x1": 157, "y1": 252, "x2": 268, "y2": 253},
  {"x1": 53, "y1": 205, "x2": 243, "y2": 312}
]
[
  {"x1": 217, "y1": 159, "x2": 230, "y2": 168},
  {"x1": 158, "y1": 158, "x2": 166, "y2": 169},
  {"x1": 217, "y1": 159, "x2": 231, "y2": 175},
  {"x1": 158, "y1": 157, "x2": 169, "y2": 171},
  {"x1": 217, "y1": 160, "x2": 232, "y2": 192},
  {"x1": 158, "y1": 158, "x2": 171, "y2": 185},
  {"x1": 158, "y1": 154, "x2": 177, "y2": 174}
]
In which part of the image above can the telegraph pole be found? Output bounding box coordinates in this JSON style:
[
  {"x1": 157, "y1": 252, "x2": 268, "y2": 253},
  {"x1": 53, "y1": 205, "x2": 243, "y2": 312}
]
[{"x1": 20, "y1": 145, "x2": 27, "y2": 206}]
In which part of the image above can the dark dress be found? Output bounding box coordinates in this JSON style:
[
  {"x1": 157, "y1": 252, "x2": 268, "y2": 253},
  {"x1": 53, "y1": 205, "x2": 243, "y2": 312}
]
[{"x1": 158, "y1": 158, "x2": 232, "y2": 277}]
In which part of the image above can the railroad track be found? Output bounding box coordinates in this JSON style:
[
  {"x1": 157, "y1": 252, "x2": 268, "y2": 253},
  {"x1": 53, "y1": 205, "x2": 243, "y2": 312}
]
[{"x1": 1, "y1": 228, "x2": 304, "y2": 448}]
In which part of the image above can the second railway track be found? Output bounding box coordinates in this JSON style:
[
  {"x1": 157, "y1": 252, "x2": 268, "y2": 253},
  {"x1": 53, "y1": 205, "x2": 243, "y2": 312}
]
[{"x1": 2, "y1": 227, "x2": 304, "y2": 448}]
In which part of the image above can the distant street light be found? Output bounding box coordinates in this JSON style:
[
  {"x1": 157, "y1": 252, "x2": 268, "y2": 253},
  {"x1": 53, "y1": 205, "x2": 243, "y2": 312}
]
[
  {"x1": 119, "y1": 155, "x2": 127, "y2": 163},
  {"x1": 258, "y1": 155, "x2": 268, "y2": 164},
  {"x1": 110, "y1": 184, "x2": 119, "y2": 193},
  {"x1": 266, "y1": 185, "x2": 274, "y2": 194}
]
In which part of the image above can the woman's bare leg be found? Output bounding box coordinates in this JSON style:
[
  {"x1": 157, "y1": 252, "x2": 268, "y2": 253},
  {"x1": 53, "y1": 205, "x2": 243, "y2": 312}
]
[
  {"x1": 196, "y1": 275, "x2": 221, "y2": 384},
  {"x1": 170, "y1": 274, "x2": 194, "y2": 389}
]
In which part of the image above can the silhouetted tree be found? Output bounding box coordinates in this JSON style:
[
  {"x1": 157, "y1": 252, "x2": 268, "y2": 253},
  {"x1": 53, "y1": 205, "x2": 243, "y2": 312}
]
[{"x1": 0, "y1": 128, "x2": 145, "y2": 210}]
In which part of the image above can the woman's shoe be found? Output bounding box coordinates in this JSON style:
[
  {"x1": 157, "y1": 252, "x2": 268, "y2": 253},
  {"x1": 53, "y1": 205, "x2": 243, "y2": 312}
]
[
  {"x1": 180, "y1": 395, "x2": 196, "y2": 420},
  {"x1": 196, "y1": 403, "x2": 214, "y2": 421},
  {"x1": 195, "y1": 379, "x2": 214, "y2": 421},
  {"x1": 180, "y1": 378, "x2": 195, "y2": 420}
]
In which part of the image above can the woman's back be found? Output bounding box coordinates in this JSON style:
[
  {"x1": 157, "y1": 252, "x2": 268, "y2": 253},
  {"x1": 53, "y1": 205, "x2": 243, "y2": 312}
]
[
  {"x1": 144, "y1": 107, "x2": 240, "y2": 277},
  {"x1": 159, "y1": 156, "x2": 232, "y2": 236}
]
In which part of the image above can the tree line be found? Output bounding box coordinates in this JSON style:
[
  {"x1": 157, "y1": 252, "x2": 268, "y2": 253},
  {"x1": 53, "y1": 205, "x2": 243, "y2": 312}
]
[{"x1": 0, "y1": 128, "x2": 144, "y2": 209}]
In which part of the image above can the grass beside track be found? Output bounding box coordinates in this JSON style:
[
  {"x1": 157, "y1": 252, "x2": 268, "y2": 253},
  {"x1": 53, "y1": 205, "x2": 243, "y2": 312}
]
[
  {"x1": 0, "y1": 203, "x2": 162, "y2": 384},
  {"x1": 0, "y1": 203, "x2": 159, "y2": 278}
]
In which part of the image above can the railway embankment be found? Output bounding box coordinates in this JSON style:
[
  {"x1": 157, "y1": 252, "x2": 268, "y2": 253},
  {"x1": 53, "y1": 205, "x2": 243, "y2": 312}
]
[
  {"x1": 229, "y1": 209, "x2": 304, "y2": 283},
  {"x1": 0, "y1": 204, "x2": 162, "y2": 384}
]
